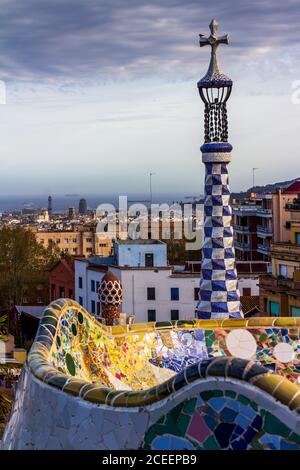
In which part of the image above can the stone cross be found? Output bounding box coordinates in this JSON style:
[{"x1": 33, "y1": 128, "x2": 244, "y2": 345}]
[{"x1": 199, "y1": 19, "x2": 229, "y2": 78}]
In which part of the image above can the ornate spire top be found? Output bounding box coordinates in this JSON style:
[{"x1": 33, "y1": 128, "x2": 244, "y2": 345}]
[{"x1": 198, "y1": 19, "x2": 232, "y2": 88}]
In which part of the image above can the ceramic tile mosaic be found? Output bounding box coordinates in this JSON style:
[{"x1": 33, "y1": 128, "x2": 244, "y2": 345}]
[
  {"x1": 2, "y1": 299, "x2": 300, "y2": 450},
  {"x1": 48, "y1": 303, "x2": 300, "y2": 388},
  {"x1": 142, "y1": 391, "x2": 300, "y2": 450}
]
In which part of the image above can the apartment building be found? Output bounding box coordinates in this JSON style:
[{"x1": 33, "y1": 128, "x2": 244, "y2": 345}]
[
  {"x1": 233, "y1": 181, "x2": 300, "y2": 261},
  {"x1": 75, "y1": 240, "x2": 262, "y2": 322},
  {"x1": 35, "y1": 229, "x2": 112, "y2": 257}
]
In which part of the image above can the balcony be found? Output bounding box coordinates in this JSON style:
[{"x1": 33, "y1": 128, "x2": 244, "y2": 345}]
[
  {"x1": 285, "y1": 202, "x2": 300, "y2": 211},
  {"x1": 256, "y1": 208, "x2": 272, "y2": 217},
  {"x1": 233, "y1": 206, "x2": 258, "y2": 217},
  {"x1": 234, "y1": 224, "x2": 250, "y2": 233},
  {"x1": 271, "y1": 242, "x2": 300, "y2": 261},
  {"x1": 235, "y1": 241, "x2": 250, "y2": 251},
  {"x1": 259, "y1": 273, "x2": 300, "y2": 294},
  {"x1": 257, "y1": 225, "x2": 272, "y2": 238},
  {"x1": 257, "y1": 243, "x2": 270, "y2": 255}
]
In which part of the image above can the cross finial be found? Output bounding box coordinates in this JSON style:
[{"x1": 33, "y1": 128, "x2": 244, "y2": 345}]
[
  {"x1": 199, "y1": 19, "x2": 229, "y2": 50},
  {"x1": 198, "y1": 19, "x2": 231, "y2": 86},
  {"x1": 209, "y1": 19, "x2": 219, "y2": 36}
]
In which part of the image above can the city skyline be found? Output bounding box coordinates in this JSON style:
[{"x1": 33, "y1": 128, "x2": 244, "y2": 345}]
[{"x1": 0, "y1": 0, "x2": 299, "y2": 195}]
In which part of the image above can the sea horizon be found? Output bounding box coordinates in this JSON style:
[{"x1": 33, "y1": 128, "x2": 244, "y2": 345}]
[{"x1": 0, "y1": 192, "x2": 203, "y2": 212}]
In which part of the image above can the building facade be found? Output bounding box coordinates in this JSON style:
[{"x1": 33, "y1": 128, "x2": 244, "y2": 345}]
[
  {"x1": 49, "y1": 259, "x2": 75, "y2": 302},
  {"x1": 75, "y1": 241, "x2": 261, "y2": 323},
  {"x1": 234, "y1": 181, "x2": 300, "y2": 262},
  {"x1": 35, "y1": 230, "x2": 112, "y2": 257},
  {"x1": 259, "y1": 241, "x2": 300, "y2": 316}
]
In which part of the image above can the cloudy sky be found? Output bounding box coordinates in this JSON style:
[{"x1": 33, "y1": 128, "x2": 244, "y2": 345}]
[{"x1": 0, "y1": 0, "x2": 299, "y2": 197}]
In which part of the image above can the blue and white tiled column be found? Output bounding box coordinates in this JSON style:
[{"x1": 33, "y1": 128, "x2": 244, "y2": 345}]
[{"x1": 196, "y1": 143, "x2": 243, "y2": 319}]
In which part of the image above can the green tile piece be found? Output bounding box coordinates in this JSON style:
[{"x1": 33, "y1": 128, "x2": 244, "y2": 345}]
[
  {"x1": 211, "y1": 390, "x2": 223, "y2": 397},
  {"x1": 176, "y1": 414, "x2": 191, "y2": 435},
  {"x1": 200, "y1": 390, "x2": 214, "y2": 401},
  {"x1": 289, "y1": 432, "x2": 300, "y2": 445},
  {"x1": 237, "y1": 394, "x2": 251, "y2": 406},
  {"x1": 264, "y1": 412, "x2": 290, "y2": 438},
  {"x1": 144, "y1": 427, "x2": 157, "y2": 444},
  {"x1": 203, "y1": 435, "x2": 220, "y2": 450},
  {"x1": 225, "y1": 390, "x2": 236, "y2": 398},
  {"x1": 182, "y1": 398, "x2": 197, "y2": 415}
]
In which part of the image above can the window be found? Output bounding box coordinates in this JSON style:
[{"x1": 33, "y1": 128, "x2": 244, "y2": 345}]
[
  {"x1": 291, "y1": 306, "x2": 300, "y2": 317},
  {"x1": 86, "y1": 248, "x2": 92, "y2": 254},
  {"x1": 72, "y1": 238, "x2": 77, "y2": 243},
  {"x1": 56, "y1": 239, "x2": 60, "y2": 244},
  {"x1": 148, "y1": 310, "x2": 156, "y2": 322},
  {"x1": 171, "y1": 309, "x2": 179, "y2": 321},
  {"x1": 51, "y1": 284, "x2": 56, "y2": 301},
  {"x1": 72, "y1": 248, "x2": 77, "y2": 253},
  {"x1": 171, "y1": 287, "x2": 179, "y2": 301},
  {"x1": 86, "y1": 238, "x2": 92, "y2": 243},
  {"x1": 78, "y1": 277, "x2": 83, "y2": 289},
  {"x1": 22, "y1": 297, "x2": 29, "y2": 304},
  {"x1": 296, "y1": 233, "x2": 300, "y2": 246},
  {"x1": 91, "y1": 280, "x2": 95, "y2": 292},
  {"x1": 145, "y1": 253, "x2": 154, "y2": 267},
  {"x1": 97, "y1": 302, "x2": 100, "y2": 316},
  {"x1": 269, "y1": 301, "x2": 280, "y2": 317},
  {"x1": 99, "y1": 243, "x2": 107, "y2": 247},
  {"x1": 91, "y1": 300, "x2": 96, "y2": 314},
  {"x1": 96, "y1": 281, "x2": 100, "y2": 293},
  {"x1": 64, "y1": 248, "x2": 69, "y2": 252},
  {"x1": 147, "y1": 287, "x2": 156, "y2": 300},
  {"x1": 264, "y1": 298, "x2": 268, "y2": 314},
  {"x1": 242, "y1": 287, "x2": 251, "y2": 296},
  {"x1": 37, "y1": 297, "x2": 43, "y2": 304},
  {"x1": 279, "y1": 264, "x2": 288, "y2": 278},
  {"x1": 79, "y1": 296, "x2": 83, "y2": 306},
  {"x1": 40, "y1": 239, "x2": 44, "y2": 244},
  {"x1": 59, "y1": 286, "x2": 65, "y2": 298},
  {"x1": 68, "y1": 289, "x2": 73, "y2": 299},
  {"x1": 64, "y1": 238, "x2": 69, "y2": 244},
  {"x1": 194, "y1": 288, "x2": 200, "y2": 301}
]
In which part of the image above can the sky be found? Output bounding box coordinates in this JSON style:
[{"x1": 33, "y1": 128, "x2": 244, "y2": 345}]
[{"x1": 0, "y1": 0, "x2": 300, "y2": 197}]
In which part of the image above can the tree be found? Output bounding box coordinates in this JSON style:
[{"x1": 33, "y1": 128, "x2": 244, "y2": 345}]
[{"x1": 0, "y1": 226, "x2": 59, "y2": 310}]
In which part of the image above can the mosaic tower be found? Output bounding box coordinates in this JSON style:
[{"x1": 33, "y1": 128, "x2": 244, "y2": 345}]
[
  {"x1": 196, "y1": 20, "x2": 243, "y2": 319},
  {"x1": 98, "y1": 271, "x2": 122, "y2": 325}
]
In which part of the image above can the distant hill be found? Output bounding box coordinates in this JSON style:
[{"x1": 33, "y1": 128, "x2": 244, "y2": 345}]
[{"x1": 232, "y1": 177, "x2": 300, "y2": 201}]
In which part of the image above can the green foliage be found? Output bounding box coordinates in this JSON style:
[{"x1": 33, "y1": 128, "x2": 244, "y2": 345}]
[
  {"x1": 0, "y1": 314, "x2": 7, "y2": 343},
  {"x1": 0, "y1": 391, "x2": 12, "y2": 439},
  {"x1": 166, "y1": 238, "x2": 202, "y2": 264},
  {"x1": 0, "y1": 226, "x2": 58, "y2": 310}
]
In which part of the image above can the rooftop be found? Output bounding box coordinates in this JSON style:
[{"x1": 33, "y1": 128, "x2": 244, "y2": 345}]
[{"x1": 115, "y1": 239, "x2": 165, "y2": 245}]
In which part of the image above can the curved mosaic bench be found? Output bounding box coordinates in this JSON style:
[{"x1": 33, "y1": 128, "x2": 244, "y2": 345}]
[{"x1": 2, "y1": 299, "x2": 300, "y2": 450}]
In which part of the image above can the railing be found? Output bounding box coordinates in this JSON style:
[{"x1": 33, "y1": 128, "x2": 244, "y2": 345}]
[
  {"x1": 286, "y1": 203, "x2": 300, "y2": 211},
  {"x1": 256, "y1": 208, "x2": 272, "y2": 216},
  {"x1": 257, "y1": 225, "x2": 272, "y2": 235},
  {"x1": 257, "y1": 243, "x2": 270, "y2": 254},
  {"x1": 233, "y1": 206, "x2": 258, "y2": 216},
  {"x1": 235, "y1": 241, "x2": 250, "y2": 250},
  {"x1": 259, "y1": 274, "x2": 300, "y2": 290},
  {"x1": 234, "y1": 224, "x2": 250, "y2": 232}
]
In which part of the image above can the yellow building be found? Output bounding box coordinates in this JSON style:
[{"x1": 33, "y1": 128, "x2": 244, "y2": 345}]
[
  {"x1": 35, "y1": 230, "x2": 113, "y2": 258},
  {"x1": 259, "y1": 241, "x2": 300, "y2": 316}
]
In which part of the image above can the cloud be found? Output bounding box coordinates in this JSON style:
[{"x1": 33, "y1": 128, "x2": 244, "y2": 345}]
[{"x1": 0, "y1": 0, "x2": 299, "y2": 84}]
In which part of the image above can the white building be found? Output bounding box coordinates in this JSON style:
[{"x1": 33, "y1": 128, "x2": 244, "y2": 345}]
[{"x1": 75, "y1": 240, "x2": 262, "y2": 323}]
